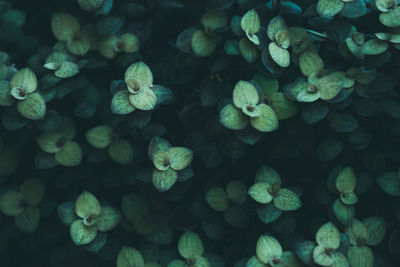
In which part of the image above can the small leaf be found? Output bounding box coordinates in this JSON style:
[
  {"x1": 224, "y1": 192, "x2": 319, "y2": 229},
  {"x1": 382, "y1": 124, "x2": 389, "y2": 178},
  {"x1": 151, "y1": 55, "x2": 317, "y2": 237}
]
[
  {"x1": 256, "y1": 235, "x2": 283, "y2": 264},
  {"x1": 51, "y1": 13, "x2": 80, "y2": 42},
  {"x1": 219, "y1": 103, "x2": 249, "y2": 130},
  {"x1": 205, "y1": 187, "x2": 229, "y2": 212},
  {"x1": 255, "y1": 165, "x2": 281, "y2": 185},
  {"x1": 17, "y1": 92, "x2": 46, "y2": 120},
  {"x1": 340, "y1": 0, "x2": 366, "y2": 18},
  {"x1": 241, "y1": 9, "x2": 260, "y2": 34},
  {"x1": 201, "y1": 10, "x2": 228, "y2": 33},
  {"x1": 96, "y1": 206, "x2": 121, "y2": 232},
  {"x1": 267, "y1": 16, "x2": 287, "y2": 41},
  {"x1": 363, "y1": 217, "x2": 386, "y2": 246},
  {"x1": 248, "y1": 182, "x2": 273, "y2": 204},
  {"x1": 317, "y1": 0, "x2": 344, "y2": 17},
  {"x1": 108, "y1": 139, "x2": 134, "y2": 164},
  {"x1": 152, "y1": 168, "x2": 178, "y2": 192},
  {"x1": 316, "y1": 222, "x2": 340, "y2": 249},
  {"x1": 75, "y1": 191, "x2": 102, "y2": 219},
  {"x1": 379, "y1": 6, "x2": 400, "y2": 28},
  {"x1": 256, "y1": 203, "x2": 282, "y2": 224},
  {"x1": 57, "y1": 202, "x2": 78, "y2": 226},
  {"x1": 84, "y1": 233, "x2": 107, "y2": 253},
  {"x1": 128, "y1": 88, "x2": 157, "y2": 111},
  {"x1": 14, "y1": 206, "x2": 40, "y2": 233},
  {"x1": 313, "y1": 245, "x2": 333, "y2": 266},
  {"x1": 332, "y1": 199, "x2": 355, "y2": 226},
  {"x1": 232, "y1": 80, "x2": 259, "y2": 108},
  {"x1": 124, "y1": 61, "x2": 153, "y2": 89},
  {"x1": 335, "y1": 166, "x2": 357, "y2": 193},
  {"x1": 239, "y1": 38, "x2": 259, "y2": 63},
  {"x1": 345, "y1": 219, "x2": 369, "y2": 246},
  {"x1": 360, "y1": 39, "x2": 389, "y2": 55},
  {"x1": 191, "y1": 30, "x2": 217, "y2": 57},
  {"x1": 273, "y1": 188, "x2": 301, "y2": 211},
  {"x1": 55, "y1": 140, "x2": 82, "y2": 166},
  {"x1": 376, "y1": 171, "x2": 400, "y2": 196},
  {"x1": 55, "y1": 61, "x2": 80, "y2": 78},
  {"x1": 347, "y1": 245, "x2": 374, "y2": 267},
  {"x1": 111, "y1": 90, "x2": 135, "y2": 115},
  {"x1": 85, "y1": 125, "x2": 113, "y2": 149},
  {"x1": 117, "y1": 246, "x2": 145, "y2": 267},
  {"x1": 250, "y1": 103, "x2": 279, "y2": 132},
  {"x1": 70, "y1": 220, "x2": 97, "y2": 246},
  {"x1": 268, "y1": 42, "x2": 290, "y2": 68},
  {"x1": 167, "y1": 147, "x2": 193, "y2": 171},
  {"x1": 178, "y1": 231, "x2": 204, "y2": 260},
  {"x1": 299, "y1": 49, "x2": 324, "y2": 77},
  {"x1": 317, "y1": 75, "x2": 344, "y2": 100}
]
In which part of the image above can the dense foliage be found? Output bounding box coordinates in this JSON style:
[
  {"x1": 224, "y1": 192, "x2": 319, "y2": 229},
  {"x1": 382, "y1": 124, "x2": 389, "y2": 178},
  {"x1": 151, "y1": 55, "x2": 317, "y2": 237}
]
[{"x1": 0, "y1": 0, "x2": 399, "y2": 266}]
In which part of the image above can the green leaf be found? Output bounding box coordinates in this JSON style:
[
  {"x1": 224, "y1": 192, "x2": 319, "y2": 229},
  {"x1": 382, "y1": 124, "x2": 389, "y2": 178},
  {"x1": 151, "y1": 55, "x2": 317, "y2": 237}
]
[
  {"x1": 347, "y1": 245, "x2": 374, "y2": 267},
  {"x1": 96, "y1": 205, "x2": 121, "y2": 232},
  {"x1": 299, "y1": 49, "x2": 324, "y2": 77},
  {"x1": 335, "y1": 166, "x2": 357, "y2": 193},
  {"x1": 128, "y1": 88, "x2": 157, "y2": 111},
  {"x1": 240, "y1": 9, "x2": 260, "y2": 35},
  {"x1": 191, "y1": 30, "x2": 217, "y2": 57},
  {"x1": 256, "y1": 235, "x2": 283, "y2": 264},
  {"x1": 252, "y1": 73, "x2": 279, "y2": 97},
  {"x1": 273, "y1": 188, "x2": 301, "y2": 211},
  {"x1": 316, "y1": 222, "x2": 340, "y2": 249},
  {"x1": 268, "y1": 42, "x2": 290, "y2": 68},
  {"x1": 178, "y1": 231, "x2": 204, "y2": 260},
  {"x1": 75, "y1": 191, "x2": 102, "y2": 219},
  {"x1": 10, "y1": 67, "x2": 37, "y2": 94},
  {"x1": 116, "y1": 246, "x2": 145, "y2": 267},
  {"x1": 55, "y1": 61, "x2": 80, "y2": 78},
  {"x1": 313, "y1": 245, "x2": 334, "y2": 266},
  {"x1": 205, "y1": 187, "x2": 229, "y2": 212},
  {"x1": 248, "y1": 182, "x2": 273, "y2": 204},
  {"x1": 332, "y1": 199, "x2": 354, "y2": 226},
  {"x1": 201, "y1": 10, "x2": 228, "y2": 33},
  {"x1": 345, "y1": 219, "x2": 369, "y2": 246},
  {"x1": 267, "y1": 16, "x2": 287, "y2": 42},
  {"x1": 108, "y1": 139, "x2": 134, "y2": 164},
  {"x1": 360, "y1": 39, "x2": 389, "y2": 55},
  {"x1": 111, "y1": 90, "x2": 135, "y2": 115},
  {"x1": 232, "y1": 80, "x2": 259, "y2": 108},
  {"x1": 255, "y1": 165, "x2": 281, "y2": 185},
  {"x1": 363, "y1": 217, "x2": 386, "y2": 246},
  {"x1": 125, "y1": 61, "x2": 153, "y2": 89},
  {"x1": 17, "y1": 92, "x2": 46, "y2": 120},
  {"x1": 317, "y1": 0, "x2": 344, "y2": 17},
  {"x1": 256, "y1": 203, "x2": 282, "y2": 224},
  {"x1": 239, "y1": 38, "x2": 259, "y2": 63},
  {"x1": 167, "y1": 147, "x2": 193, "y2": 171},
  {"x1": 57, "y1": 202, "x2": 79, "y2": 226},
  {"x1": 148, "y1": 136, "x2": 172, "y2": 160},
  {"x1": 249, "y1": 103, "x2": 279, "y2": 132},
  {"x1": 379, "y1": 6, "x2": 400, "y2": 28},
  {"x1": 70, "y1": 220, "x2": 97, "y2": 246},
  {"x1": 219, "y1": 103, "x2": 249, "y2": 130},
  {"x1": 55, "y1": 140, "x2": 82, "y2": 167},
  {"x1": 152, "y1": 168, "x2": 178, "y2": 192},
  {"x1": 376, "y1": 171, "x2": 400, "y2": 196},
  {"x1": 270, "y1": 92, "x2": 298, "y2": 120},
  {"x1": 317, "y1": 75, "x2": 344, "y2": 100}
]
